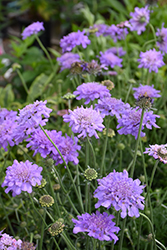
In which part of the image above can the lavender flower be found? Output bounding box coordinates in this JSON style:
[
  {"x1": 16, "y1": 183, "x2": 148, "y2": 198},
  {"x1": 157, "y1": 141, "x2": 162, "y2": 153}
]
[
  {"x1": 21, "y1": 21, "x2": 44, "y2": 40},
  {"x1": 144, "y1": 144, "x2": 167, "y2": 164},
  {"x1": 63, "y1": 106, "x2": 104, "y2": 139},
  {"x1": 81, "y1": 60, "x2": 108, "y2": 75},
  {"x1": 72, "y1": 211, "x2": 120, "y2": 242},
  {"x1": 89, "y1": 24, "x2": 109, "y2": 37},
  {"x1": 99, "y1": 51, "x2": 122, "y2": 68},
  {"x1": 0, "y1": 230, "x2": 22, "y2": 250},
  {"x1": 57, "y1": 52, "x2": 81, "y2": 71},
  {"x1": 95, "y1": 97, "x2": 130, "y2": 119},
  {"x1": 0, "y1": 108, "x2": 17, "y2": 123},
  {"x1": 94, "y1": 170, "x2": 145, "y2": 218},
  {"x1": 129, "y1": 7, "x2": 150, "y2": 35},
  {"x1": 105, "y1": 24, "x2": 128, "y2": 42},
  {"x1": 138, "y1": 49, "x2": 165, "y2": 73},
  {"x1": 106, "y1": 47, "x2": 126, "y2": 57},
  {"x1": 133, "y1": 84, "x2": 161, "y2": 99},
  {"x1": 117, "y1": 107, "x2": 160, "y2": 139},
  {"x1": 1, "y1": 160, "x2": 43, "y2": 197},
  {"x1": 156, "y1": 23, "x2": 167, "y2": 53},
  {"x1": 60, "y1": 30, "x2": 91, "y2": 53},
  {"x1": 73, "y1": 82, "x2": 111, "y2": 104}
]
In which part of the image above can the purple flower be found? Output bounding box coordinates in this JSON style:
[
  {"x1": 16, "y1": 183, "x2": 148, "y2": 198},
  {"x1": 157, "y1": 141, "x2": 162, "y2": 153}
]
[
  {"x1": 14, "y1": 100, "x2": 52, "y2": 144},
  {"x1": 89, "y1": 24, "x2": 109, "y2": 37},
  {"x1": 95, "y1": 97, "x2": 130, "y2": 119},
  {"x1": 60, "y1": 30, "x2": 91, "y2": 53},
  {"x1": 138, "y1": 49, "x2": 165, "y2": 73},
  {"x1": 81, "y1": 60, "x2": 108, "y2": 75},
  {"x1": 117, "y1": 107, "x2": 160, "y2": 139},
  {"x1": 106, "y1": 47, "x2": 126, "y2": 57},
  {"x1": 21, "y1": 21, "x2": 44, "y2": 40},
  {"x1": 63, "y1": 106, "x2": 104, "y2": 139},
  {"x1": 94, "y1": 170, "x2": 145, "y2": 218},
  {"x1": 99, "y1": 51, "x2": 122, "y2": 68},
  {"x1": 0, "y1": 230, "x2": 22, "y2": 250},
  {"x1": 133, "y1": 84, "x2": 161, "y2": 99},
  {"x1": 144, "y1": 144, "x2": 167, "y2": 164},
  {"x1": 57, "y1": 52, "x2": 81, "y2": 71},
  {"x1": 129, "y1": 7, "x2": 150, "y2": 35},
  {"x1": 1, "y1": 160, "x2": 43, "y2": 197},
  {"x1": 73, "y1": 82, "x2": 111, "y2": 104},
  {"x1": 0, "y1": 108, "x2": 17, "y2": 123},
  {"x1": 156, "y1": 23, "x2": 167, "y2": 53},
  {"x1": 72, "y1": 211, "x2": 120, "y2": 242},
  {"x1": 105, "y1": 24, "x2": 128, "y2": 42}
]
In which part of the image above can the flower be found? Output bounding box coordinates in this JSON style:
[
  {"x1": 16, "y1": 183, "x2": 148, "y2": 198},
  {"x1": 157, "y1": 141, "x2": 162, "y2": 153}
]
[
  {"x1": 101, "y1": 80, "x2": 115, "y2": 90},
  {"x1": 63, "y1": 106, "x2": 104, "y2": 139},
  {"x1": 133, "y1": 84, "x2": 161, "y2": 100},
  {"x1": 144, "y1": 144, "x2": 167, "y2": 164},
  {"x1": 60, "y1": 30, "x2": 91, "y2": 53},
  {"x1": 95, "y1": 97, "x2": 130, "y2": 119},
  {"x1": 81, "y1": 60, "x2": 108, "y2": 75},
  {"x1": 1, "y1": 160, "x2": 43, "y2": 197},
  {"x1": 156, "y1": 23, "x2": 167, "y2": 53},
  {"x1": 94, "y1": 170, "x2": 145, "y2": 218},
  {"x1": 57, "y1": 52, "x2": 81, "y2": 71},
  {"x1": 138, "y1": 49, "x2": 165, "y2": 73},
  {"x1": 105, "y1": 24, "x2": 128, "y2": 42},
  {"x1": 129, "y1": 7, "x2": 150, "y2": 35},
  {"x1": 72, "y1": 211, "x2": 120, "y2": 242},
  {"x1": 73, "y1": 82, "x2": 111, "y2": 104},
  {"x1": 89, "y1": 24, "x2": 109, "y2": 37},
  {"x1": 0, "y1": 230, "x2": 22, "y2": 250},
  {"x1": 21, "y1": 241, "x2": 36, "y2": 250},
  {"x1": 99, "y1": 51, "x2": 122, "y2": 68},
  {"x1": 21, "y1": 21, "x2": 44, "y2": 40},
  {"x1": 117, "y1": 107, "x2": 160, "y2": 139},
  {"x1": 106, "y1": 47, "x2": 126, "y2": 57},
  {"x1": 84, "y1": 167, "x2": 98, "y2": 181},
  {"x1": 48, "y1": 221, "x2": 65, "y2": 236},
  {"x1": 39, "y1": 195, "x2": 54, "y2": 207}
]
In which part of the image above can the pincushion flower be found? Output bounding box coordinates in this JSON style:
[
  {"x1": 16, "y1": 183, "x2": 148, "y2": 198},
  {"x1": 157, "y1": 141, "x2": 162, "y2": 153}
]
[
  {"x1": 0, "y1": 230, "x2": 22, "y2": 249},
  {"x1": 106, "y1": 47, "x2": 126, "y2": 57},
  {"x1": 0, "y1": 108, "x2": 17, "y2": 123},
  {"x1": 105, "y1": 24, "x2": 128, "y2": 42},
  {"x1": 21, "y1": 21, "x2": 45, "y2": 40},
  {"x1": 63, "y1": 106, "x2": 104, "y2": 139},
  {"x1": 94, "y1": 170, "x2": 145, "y2": 218},
  {"x1": 138, "y1": 49, "x2": 165, "y2": 73},
  {"x1": 57, "y1": 52, "x2": 81, "y2": 71},
  {"x1": 117, "y1": 107, "x2": 160, "y2": 139},
  {"x1": 72, "y1": 211, "x2": 120, "y2": 242},
  {"x1": 99, "y1": 51, "x2": 122, "y2": 68},
  {"x1": 133, "y1": 84, "x2": 161, "y2": 100},
  {"x1": 60, "y1": 30, "x2": 91, "y2": 53},
  {"x1": 1, "y1": 160, "x2": 43, "y2": 197},
  {"x1": 156, "y1": 23, "x2": 167, "y2": 53},
  {"x1": 73, "y1": 82, "x2": 111, "y2": 104},
  {"x1": 129, "y1": 7, "x2": 150, "y2": 35},
  {"x1": 89, "y1": 24, "x2": 109, "y2": 37},
  {"x1": 144, "y1": 144, "x2": 167, "y2": 164}
]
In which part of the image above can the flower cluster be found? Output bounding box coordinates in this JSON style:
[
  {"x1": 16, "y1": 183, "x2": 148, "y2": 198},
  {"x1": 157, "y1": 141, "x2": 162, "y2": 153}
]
[
  {"x1": 21, "y1": 21, "x2": 44, "y2": 40},
  {"x1": 89, "y1": 24, "x2": 109, "y2": 37},
  {"x1": 156, "y1": 23, "x2": 167, "y2": 53},
  {"x1": 144, "y1": 144, "x2": 167, "y2": 164},
  {"x1": 1, "y1": 160, "x2": 43, "y2": 197},
  {"x1": 73, "y1": 82, "x2": 111, "y2": 104},
  {"x1": 57, "y1": 52, "x2": 81, "y2": 71},
  {"x1": 72, "y1": 211, "x2": 120, "y2": 242},
  {"x1": 106, "y1": 47, "x2": 126, "y2": 57},
  {"x1": 105, "y1": 24, "x2": 128, "y2": 42},
  {"x1": 99, "y1": 51, "x2": 122, "y2": 68},
  {"x1": 63, "y1": 106, "x2": 104, "y2": 139},
  {"x1": 0, "y1": 230, "x2": 22, "y2": 250},
  {"x1": 133, "y1": 84, "x2": 161, "y2": 100},
  {"x1": 94, "y1": 170, "x2": 145, "y2": 218}
]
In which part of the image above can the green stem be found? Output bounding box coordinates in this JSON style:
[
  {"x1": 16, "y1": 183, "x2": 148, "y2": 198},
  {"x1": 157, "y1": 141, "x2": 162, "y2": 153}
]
[
  {"x1": 52, "y1": 237, "x2": 61, "y2": 250},
  {"x1": 118, "y1": 218, "x2": 126, "y2": 250},
  {"x1": 149, "y1": 161, "x2": 159, "y2": 190},
  {"x1": 125, "y1": 83, "x2": 132, "y2": 103},
  {"x1": 85, "y1": 138, "x2": 89, "y2": 168},
  {"x1": 149, "y1": 23, "x2": 157, "y2": 43},
  {"x1": 155, "y1": 239, "x2": 166, "y2": 250},
  {"x1": 137, "y1": 216, "x2": 143, "y2": 250},
  {"x1": 16, "y1": 69, "x2": 29, "y2": 96},
  {"x1": 87, "y1": 136, "x2": 96, "y2": 169},
  {"x1": 39, "y1": 210, "x2": 46, "y2": 250},
  {"x1": 61, "y1": 231, "x2": 76, "y2": 250}
]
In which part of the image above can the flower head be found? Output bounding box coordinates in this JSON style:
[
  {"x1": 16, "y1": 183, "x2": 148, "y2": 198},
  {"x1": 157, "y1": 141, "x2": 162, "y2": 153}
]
[
  {"x1": 21, "y1": 21, "x2": 44, "y2": 40},
  {"x1": 84, "y1": 167, "x2": 98, "y2": 181},
  {"x1": 105, "y1": 24, "x2": 128, "y2": 42},
  {"x1": 21, "y1": 241, "x2": 36, "y2": 250},
  {"x1": 144, "y1": 144, "x2": 167, "y2": 164},
  {"x1": 0, "y1": 230, "x2": 22, "y2": 250},
  {"x1": 94, "y1": 170, "x2": 145, "y2": 218},
  {"x1": 39, "y1": 195, "x2": 54, "y2": 207},
  {"x1": 72, "y1": 211, "x2": 120, "y2": 242},
  {"x1": 57, "y1": 52, "x2": 81, "y2": 71},
  {"x1": 1, "y1": 160, "x2": 43, "y2": 197},
  {"x1": 73, "y1": 82, "x2": 111, "y2": 104},
  {"x1": 48, "y1": 221, "x2": 65, "y2": 236},
  {"x1": 133, "y1": 84, "x2": 161, "y2": 99},
  {"x1": 138, "y1": 49, "x2": 165, "y2": 73},
  {"x1": 156, "y1": 23, "x2": 167, "y2": 53},
  {"x1": 99, "y1": 51, "x2": 122, "y2": 68},
  {"x1": 60, "y1": 30, "x2": 91, "y2": 53},
  {"x1": 81, "y1": 60, "x2": 108, "y2": 75},
  {"x1": 63, "y1": 106, "x2": 104, "y2": 139},
  {"x1": 89, "y1": 24, "x2": 109, "y2": 37},
  {"x1": 129, "y1": 7, "x2": 150, "y2": 35},
  {"x1": 106, "y1": 47, "x2": 126, "y2": 57}
]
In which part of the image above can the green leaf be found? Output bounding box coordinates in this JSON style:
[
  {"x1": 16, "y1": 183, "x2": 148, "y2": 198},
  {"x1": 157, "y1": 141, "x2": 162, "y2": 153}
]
[
  {"x1": 48, "y1": 48, "x2": 61, "y2": 58},
  {"x1": 0, "y1": 84, "x2": 14, "y2": 107}
]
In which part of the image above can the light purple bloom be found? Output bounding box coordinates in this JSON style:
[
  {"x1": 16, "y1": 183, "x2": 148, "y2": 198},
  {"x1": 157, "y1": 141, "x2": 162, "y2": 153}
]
[
  {"x1": 73, "y1": 82, "x2": 111, "y2": 104},
  {"x1": 1, "y1": 160, "x2": 43, "y2": 197},
  {"x1": 106, "y1": 47, "x2": 126, "y2": 57},
  {"x1": 117, "y1": 107, "x2": 160, "y2": 139},
  {"x1": 95, "y1": 97, "x2": 130, "y2": 119},
  {"x1": 94, "y1": 169, "x2": 145, "y2": 218},
  {"x1": 133, "y1": 84, "x2": 161, "y2": 100},
  {"x1": 81, "y1": 60, "x2": 108, "y2": 75},
  {"x1": 72, "y1": 211, "x2": 120, "y2": 242},
  {"x1": 63, "y1": 106, "x2": 104, "y2": 139},
  {"x1": 60, "y1": 30, "x2": 91, "y2": 53},
  {"x1": 156, "y1": 23, "x2": 167, "y2": 53},
  {"x1": 129, "y1": 7, "x2": 150, "y2": 35},
  {"x1": 105, "y1": 24, "x2": 128, "y2": 42},
  {"x1": 57, "y1": 52, "x2": 81, "y2": 71},
  {"x1": 99, "y1": 51, "x2": 122, "y2": 68},
  {"x1": 144, "y1": 144, "x2": 167, "y2": 164},
  {"x1": 0, "y1": 108, "x2": 17, "y2": 123},
  {"x1": 21, "y1": 21, "x2": 44, "y2": 40},
  {"x1": 138, "y1": 49, "x2": 165, "y2": 73},
  {"x1": 89, "y1": 24, "x2": 109, "y2": 37},
  {"x1": 0, "y1": 230, "x2": 22, "y2": 250}
]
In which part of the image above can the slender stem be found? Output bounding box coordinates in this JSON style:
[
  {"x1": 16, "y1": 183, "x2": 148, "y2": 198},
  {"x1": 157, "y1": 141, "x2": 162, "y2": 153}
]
[
  {"x1": 52, "y1": 237, "x2": 61, "y2": 250},
  {"x1": 118, "y1": 218, "x2": 126, "y2": 250},
  {"x1": 149, "y1": 161, "x2": 159, "y2": 190},
  {"x1": 39, "y1": 210, "x2": 46, "y2": 250},
  {"x1": 61, "y1": 231, "x2": 76, "y2": 250},
  {"x1": 155, "y1": 239, "x2": 166, "y2": 250},
  {"x1": 16, "y1": 69, "x2": 29, "y2": 96},
  {"x1": 125, "y1": 83, "x2": 132, "y2": 103},
  {"x1": 87, "y1": 136, "x2": 96, "y2": 169},
  {"x1": 85, "y1": 138, "x2": 89, "y2": 168},
  {"x1": 137, "y1": 216, "x2": 143, "y2": 250}
]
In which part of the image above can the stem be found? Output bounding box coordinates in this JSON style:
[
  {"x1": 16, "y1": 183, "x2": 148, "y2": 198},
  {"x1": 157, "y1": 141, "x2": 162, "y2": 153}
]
[
  {"x1": 87, "y1": 136, "x2": 96, "y2": 169},
  {"x1": 137, "y1": 216, "x2": 143, "y2": 250},
  {"x1": 16, "y1": 69, "x2": 29, "y2": 96},
  {"x1": 149, "y1": 161, "x2": 159, "y2": 190},
  {"x1": 118, "y1": 218, "x2": 126, "y2": 250},
  {"x1": 125, "y1": 83, "x2": 132, "y2": 103},
  {"x1": 39, "y1": 210, "x2": 46, "y2": 250},
  {"x1": 61, "y1": 231, "x2": 76, "y2": 250}
]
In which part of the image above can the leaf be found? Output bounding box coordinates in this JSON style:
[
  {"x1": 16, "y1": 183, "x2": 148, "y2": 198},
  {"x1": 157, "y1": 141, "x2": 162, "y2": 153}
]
[
  {"x1": 80, "y1": 5, "x2": 95, "y2": 26},
  {"x1": 0, "y1": 84, "x2": 14, "y2": 107},
  {"x1": 48, "y1": 48, "x2": 61, "y2": 58}
]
